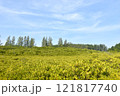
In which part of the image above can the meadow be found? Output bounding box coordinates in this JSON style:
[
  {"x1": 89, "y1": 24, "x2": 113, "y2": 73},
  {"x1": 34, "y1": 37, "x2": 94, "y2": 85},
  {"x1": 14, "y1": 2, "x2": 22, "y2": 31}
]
[{"x1": 0, "y1": 46, "x2": 120, "y2": 80}]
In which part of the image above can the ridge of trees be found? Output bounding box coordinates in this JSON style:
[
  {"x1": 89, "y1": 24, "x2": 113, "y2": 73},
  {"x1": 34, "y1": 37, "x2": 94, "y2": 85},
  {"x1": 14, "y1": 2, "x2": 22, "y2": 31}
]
[
  {"x1": 4, "y1": 36, "x2": 35, "y2": 47},
  {"x1": 0, "y1": 35, "x2": 108, "y2": 51},
  {"x1": 53, "y1": 43, "x2": 107, "y2": 51},
  {"x1": 108, "y1": 43, "x2": 120, "y2": 51}
]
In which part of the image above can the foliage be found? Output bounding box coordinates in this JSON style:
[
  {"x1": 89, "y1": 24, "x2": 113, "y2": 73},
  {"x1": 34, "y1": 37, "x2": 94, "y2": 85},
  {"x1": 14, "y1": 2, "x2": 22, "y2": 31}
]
[
  {"x1": 26, "y1": 36, "x2": 30, "y2": 47},
  {"x1": 64, "y1": 39, "x2": 67, "y2": 46},
  {"x1": 61, "y1": 44, "x2": 107, "y2": 51},
  {"x1": 5, "y1": 36, "x2": 11, "y2": 46},
  {"x1": 17, "y1": 36, "x2": 23, "y2": 46},
  {"x1": 0, "y1": 46, "x2": 93, "y2": 56},
  {"x1": 30, "y1": 38, "x2": 35, "y2": 47},
  {"x1": 3, "y1": 36, "x2": 108, "y2": 51},
  {"x1": 48, "y1": 37, "x2": 53, "y2": 46},
  {"x1": 42, "y1": 37, "x2": 48, "y2": 47},
  {"x1": 0, "y1": 46, "x2": 120, "y2": 80},
  {"x1": 58, "y1": 38, "x2": 63, "y2": 46},
  {"x1": 24, "y1": 36, "x2": 27, "y2": 47},
  {"x1": 11, "y1": 36, "x2": 15, "y2": 46},
  {"x1": 4, "y1": 36, "x2": 35, "y2": 47},
  {"x1": 108, "y1": 43, "x2": 120, "y2": 52}
]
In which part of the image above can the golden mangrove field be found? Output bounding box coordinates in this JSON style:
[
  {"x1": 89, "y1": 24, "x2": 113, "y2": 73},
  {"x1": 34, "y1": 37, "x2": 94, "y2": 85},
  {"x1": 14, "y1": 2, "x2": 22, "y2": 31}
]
[{"x1": 0, "y1": 47, "x2": 120, "y2": 80}]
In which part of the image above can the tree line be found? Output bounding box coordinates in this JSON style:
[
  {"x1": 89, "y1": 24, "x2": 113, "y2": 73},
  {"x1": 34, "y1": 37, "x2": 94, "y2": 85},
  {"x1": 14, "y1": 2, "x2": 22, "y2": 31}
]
[
  {"x1": 42, "y1": 37, "x2": 69, "y2": 47},
  {"x1": 0, "y1": 36, "x2": 107, "y2": 51},
  {"x1": 4, "y1": 36, "x2": 35, "y2": 47},
  {"x1": 108, "y1": 43, "x2": 120, "y2": 51},
  {"x1": 63, "y1": 44, "x2": 107, "y2": 51}
]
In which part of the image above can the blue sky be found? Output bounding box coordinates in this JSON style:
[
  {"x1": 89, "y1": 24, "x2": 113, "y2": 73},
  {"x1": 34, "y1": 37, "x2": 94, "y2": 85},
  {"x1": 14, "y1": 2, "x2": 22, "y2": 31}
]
[{"x1": 0, "y1": 0, "x2": 120, "y2": 47}]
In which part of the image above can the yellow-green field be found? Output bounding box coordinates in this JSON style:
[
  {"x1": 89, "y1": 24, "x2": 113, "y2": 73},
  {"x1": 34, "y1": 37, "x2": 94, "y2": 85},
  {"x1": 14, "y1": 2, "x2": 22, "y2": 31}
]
[{"x1": 0, "y1": 47, "x2": 120, "y2": 80}]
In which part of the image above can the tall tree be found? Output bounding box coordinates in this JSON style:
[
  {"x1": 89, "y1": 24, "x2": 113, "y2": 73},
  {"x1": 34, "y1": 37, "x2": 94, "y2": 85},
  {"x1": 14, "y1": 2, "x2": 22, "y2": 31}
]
[
  {"x1": 24, "y1": 36, "x2": 27, "y2": 47},
  {"x1": 108, "y1": 43, "x2": 120, "y2": 51},
  {"x1": 45, "y1": 37, "x2": 48, "y2": 46},
  {"x1": 64, "y1": 39, "x2": 67, "y2": 46},
  {"x1": 26, "y1": 36, "x2": 30, "y2": 47},
  {"x1": 17, "y1": 36, "x2": 23, "y2": 46},
  {"x1": 11, "y1": 36, "x2": 15, "y2": 46},
  {"x1": 42, "y1": 37, "x2": 45, "y2": 47},
  {"x1": 30, "y1": 38, "x2": 35, "y2": 47},
  {"x1": 58, "y1": 38, "x2": 63, "y2": 46},
  {"x1": 42, "y1": 37, "x2": 48, "y2": 47},
  {"x1": 5, "y1": 36, "x2": 11, "y2": 46},
  {"x1": 48, "y1": 37, "x2": 52, "y2": 46},
  {"x1": 99, "y1": 44, "x2": 107, "y2": 51}
]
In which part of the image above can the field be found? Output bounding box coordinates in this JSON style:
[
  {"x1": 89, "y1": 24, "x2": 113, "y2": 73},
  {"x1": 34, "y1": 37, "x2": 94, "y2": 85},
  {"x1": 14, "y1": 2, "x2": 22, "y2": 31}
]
[{"x1": 0, "y1": 47, "x2": 120, "y2": 80}]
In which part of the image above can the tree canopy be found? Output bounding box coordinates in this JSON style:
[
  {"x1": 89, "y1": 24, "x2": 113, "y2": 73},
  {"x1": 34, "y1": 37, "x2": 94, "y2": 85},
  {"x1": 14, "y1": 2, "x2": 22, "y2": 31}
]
[{"x1": 1, "y1": 35, "x2": 109, "y2": 51}]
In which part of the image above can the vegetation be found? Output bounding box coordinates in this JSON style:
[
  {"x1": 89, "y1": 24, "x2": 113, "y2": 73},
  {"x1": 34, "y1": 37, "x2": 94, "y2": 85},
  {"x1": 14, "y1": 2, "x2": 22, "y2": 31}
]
[
  {"x1": 0, "y1": 35, "x2": 2, "y2": 45},
  {"x1": 1, "y1": 36, "x2": 107, "y2": 51},
  {"x1": 4, "y1": 36, "x2": 35, "y2": 47},
  {"x1": 0, "y1": 35, "x2": 120, "y2": 80},
  {"x1": 109, "y1": 43, "x2": 120, "y2": 52},
  {"x1": 0, "y1": 46, "x2": 120, "y2": 80}
]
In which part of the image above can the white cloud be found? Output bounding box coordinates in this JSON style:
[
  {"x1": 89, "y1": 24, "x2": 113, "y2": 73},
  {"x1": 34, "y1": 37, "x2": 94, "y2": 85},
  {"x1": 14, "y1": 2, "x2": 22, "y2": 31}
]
[
  {"x1": 30, "y1": 0, "x2": 101, "y2": 13},
  {"x1": 25, "y1": 31, "x2": 55, "y2": 35},
  {"x1": 53, "y1": 13, "x2": 84, "y2": 21},
  {"x1": 20, "y1": 20, "x2": 40, "y2": 27},
  {"x1": 24, "y1": 23, "x2": 120, "y2": 34},
  {"x1": 48, "y1": 21, "x2": 64, "y2": 25},
  {"x1": 0, "y1": 6, "x2": 42, "y2": 16},
  {"x1": 93, "y1": 24, "x2": 120, "y2": 32},
  {"x1": 65, "y1": 24, "x2": 120, "y2": 33}
]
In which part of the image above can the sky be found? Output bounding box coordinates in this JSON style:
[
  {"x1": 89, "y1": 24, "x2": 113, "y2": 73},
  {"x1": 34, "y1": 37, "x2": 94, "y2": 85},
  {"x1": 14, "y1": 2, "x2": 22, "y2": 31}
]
[{"x1": 0, "y1": 0, "x2": 120, "y2": 48}]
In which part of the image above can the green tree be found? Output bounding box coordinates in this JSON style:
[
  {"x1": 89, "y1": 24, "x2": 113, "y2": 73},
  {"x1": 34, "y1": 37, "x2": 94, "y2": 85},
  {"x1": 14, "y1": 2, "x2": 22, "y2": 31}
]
[
  {"x1": 42, "y1": 37, "x2": 48, "y2": 47},
  {"x1": 100, "y1": 44, "x2": 107, "y2": 51},
  {"x1": 30, "y1": 38, "x2": 35, "y2": 47},
  {"x1": 27, "y1": 36, "x2": 30, "y2": 47},
  {"x1": 108, "y1": 43, "x2": 120, "y2": 51},
  {"x1": 48, "y1": 37, "x2": 52, "y2": 46},
  {"x1": 17, "y1": 36, "x2": 23, "y2": 46},
  {"x1": 58, "y1": 38, "x2": 63, "y2": 46},
  {"x1": 45, "y1": 37, "x2": 48, "y2": 46},
  {"x1": 99, "y1": 44, "x2": 107, "y2": 51},
  {"x1": 24, "y1": 36, "x2": 27, "y2": 47},
  {"x1": 42, "y1": 37, "x2": 45, "y2": 47},
  {"x1": 64, "y1": 39, "x2": 67, "y2": 46},
  {"x1": 5, "y1": 36, "x2": 11, "y2": 46},
  {"x1": 11, "y1": 36, "x2": 15, "y2": 46}
]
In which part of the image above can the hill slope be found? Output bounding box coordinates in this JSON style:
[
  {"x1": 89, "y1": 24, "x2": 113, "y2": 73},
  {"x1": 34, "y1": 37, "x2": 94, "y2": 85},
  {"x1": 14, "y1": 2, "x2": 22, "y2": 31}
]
[
  {"x1": 0, "y1": 46, "x2": 120, "y2": 80},
  {"x1": 0, "y1": 46, "x2": 98, "y2": 56}
]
